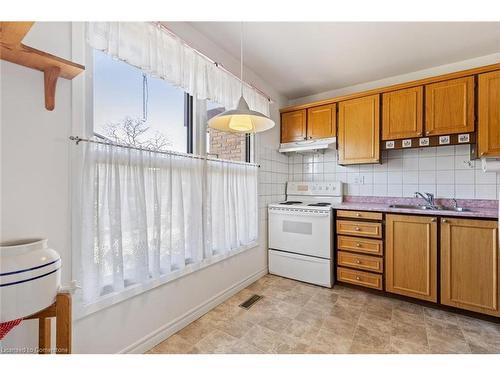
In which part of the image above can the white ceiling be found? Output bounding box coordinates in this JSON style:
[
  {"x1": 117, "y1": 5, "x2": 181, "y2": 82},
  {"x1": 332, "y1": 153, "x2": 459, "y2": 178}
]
[{"x1": 187, "y1": 22, "x2": 500, "y2": 99}]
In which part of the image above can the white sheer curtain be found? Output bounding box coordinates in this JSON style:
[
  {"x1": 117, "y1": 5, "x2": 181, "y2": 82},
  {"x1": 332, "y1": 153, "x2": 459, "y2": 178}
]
[
  {"x1": 205, "y1": 160, "x2": 258, "y2": 255},
  {"x1": 77, "y1": 142, "x2": 258, "y2": 305},
  {"x1": 86, "y1": 22, "x2": 270, "y2": 116}
]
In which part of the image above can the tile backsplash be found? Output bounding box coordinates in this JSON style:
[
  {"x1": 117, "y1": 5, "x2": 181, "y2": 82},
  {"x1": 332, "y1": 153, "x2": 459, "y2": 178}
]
[
  {"x1": 288, "y1": 145, "x2": 499, "y2": 200},
  {"x1": 256, "y1": 143, "x2": 287, "y2": 220}
]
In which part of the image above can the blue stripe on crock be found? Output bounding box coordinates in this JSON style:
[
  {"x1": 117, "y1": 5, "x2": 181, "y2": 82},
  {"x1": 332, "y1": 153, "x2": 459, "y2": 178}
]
[
  {"x1": 0, "y1": 258, "x2": 60, "y2": 276},
  {"x1": 0, "y1": 267, "x2": 61, "y2": 287}
]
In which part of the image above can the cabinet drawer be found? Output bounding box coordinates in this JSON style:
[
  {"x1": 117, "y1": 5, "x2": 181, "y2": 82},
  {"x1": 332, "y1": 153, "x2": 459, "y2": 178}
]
[
  {"x1": 337, "y1": 251, "x2": 383, "y2": 273},
  {"x1": 336, "y1": 210, "x2": 382, "y2": 221},
  {"x1": 337, "y1": 235, "x2": 383, "y2": 256},
  {"x1": 336, "y1": 220, "x2": 382, "y2": 238},
  {"x1": 337, "y1": 267, "x2": 383, "y2": 290}
]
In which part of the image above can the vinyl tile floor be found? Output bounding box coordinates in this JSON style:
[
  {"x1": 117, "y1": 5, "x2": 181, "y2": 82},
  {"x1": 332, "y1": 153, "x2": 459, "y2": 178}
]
[{"x1": 148, "y1": 274, "x2": 500, "y2": 354}]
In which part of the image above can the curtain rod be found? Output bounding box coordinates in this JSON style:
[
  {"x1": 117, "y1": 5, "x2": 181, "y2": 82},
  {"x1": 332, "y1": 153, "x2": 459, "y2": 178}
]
[
  {"x1": 153, "y1": 22, "x2": 274, "y2": 104},
  {"x1": 69, "y1": 136, "x2": 260, "y2": 168}
]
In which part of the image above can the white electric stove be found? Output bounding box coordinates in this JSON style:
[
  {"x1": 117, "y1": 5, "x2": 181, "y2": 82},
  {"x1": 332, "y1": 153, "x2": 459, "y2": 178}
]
[{"x1": 268, "y1": 181, "x2": 343, "y2": 288}]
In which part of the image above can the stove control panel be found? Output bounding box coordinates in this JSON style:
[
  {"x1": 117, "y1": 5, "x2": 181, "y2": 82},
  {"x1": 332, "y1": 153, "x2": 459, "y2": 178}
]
[{"x1": 286, "y1": 181, "x2": 343, "y2": 196}]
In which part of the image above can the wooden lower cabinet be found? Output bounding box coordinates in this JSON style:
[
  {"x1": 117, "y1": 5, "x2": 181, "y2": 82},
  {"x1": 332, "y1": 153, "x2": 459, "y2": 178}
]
[
  {"x1": 441, "y1": 218, "x2": 500, "y2": 317},
  {"x1": 385, "y1": 214, "x2": 438, "y2": 302},
  {"x1": 337, "y1": 251, "x2": 383, "y2": 273},
  {"x1": 337, "y1": 267, "x2": 383, "y2": 290}
]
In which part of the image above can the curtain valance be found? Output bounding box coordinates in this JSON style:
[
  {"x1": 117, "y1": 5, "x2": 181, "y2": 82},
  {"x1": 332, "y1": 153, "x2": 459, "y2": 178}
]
[{"x1": 86, "y1": 22, "x2": 270, "y2": 116}]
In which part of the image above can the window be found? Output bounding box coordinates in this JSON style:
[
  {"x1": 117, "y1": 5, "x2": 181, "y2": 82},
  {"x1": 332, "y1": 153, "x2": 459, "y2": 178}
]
[
  {"x1": 93, "y1": 50, "x2": 192, "y2": 153},
  {"x1": 206, "y1": 100, "x2": 252, "y2": 162}
]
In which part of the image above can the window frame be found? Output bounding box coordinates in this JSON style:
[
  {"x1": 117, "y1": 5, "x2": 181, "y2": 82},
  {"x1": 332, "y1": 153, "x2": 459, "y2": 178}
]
[
  {"x1": 71, "y1": 26, "x2": 259, "y2": 318},
  {"x1": 90, "y1": 49, "x2": 193, "y2": 154}
]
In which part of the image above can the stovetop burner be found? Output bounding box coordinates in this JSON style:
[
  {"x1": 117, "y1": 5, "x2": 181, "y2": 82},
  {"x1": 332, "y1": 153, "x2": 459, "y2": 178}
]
[
  {"x1": 279, "y1": 201, "x2": 303, "y2": 205},
  {"x1": 307, "y1": 202, "x2": 332, "y2": 207}
]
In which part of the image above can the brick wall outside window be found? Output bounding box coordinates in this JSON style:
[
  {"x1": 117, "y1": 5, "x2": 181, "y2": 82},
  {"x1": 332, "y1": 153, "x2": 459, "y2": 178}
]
[{"x1": 207, "y1": 106, "x2": 246, "y2": 162}]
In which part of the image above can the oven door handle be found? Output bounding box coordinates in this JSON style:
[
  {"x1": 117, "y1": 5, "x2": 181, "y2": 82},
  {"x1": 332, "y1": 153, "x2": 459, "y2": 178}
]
[{"x1": 268, "y1": 209, "x2": 330, "y2": 218}]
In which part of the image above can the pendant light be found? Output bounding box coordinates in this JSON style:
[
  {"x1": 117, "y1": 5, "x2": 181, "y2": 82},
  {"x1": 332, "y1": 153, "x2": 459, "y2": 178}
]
[{"x1": 208, "y1": 23, "x2": 275, "y2": 134}]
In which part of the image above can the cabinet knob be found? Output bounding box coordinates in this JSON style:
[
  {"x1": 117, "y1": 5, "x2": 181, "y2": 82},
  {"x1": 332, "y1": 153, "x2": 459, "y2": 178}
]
[
  {"x1": 356, "y1": 260, "x2": 361, "y2": 264},
  {"x1": 356, "y1": 213, "x2": 361, "y2": 217},
  {"x1": 355, "y1": 276, "x2": 360, "y2": 281},
  {"x1": 418, "y1": 132, "x2": 423, "y2": 136},
  {"x1": 431, "y1": 218, "x2": 436, "y2": 222},
  {"x1": 356, "y1": 243, "x2": 361, "y2": 247},
  {"x1": 355, "y1": 227, "x2": 360, "y2": 231},
  {"x1": 442, "y1": 219, "x2": 447, "y2": 223}
]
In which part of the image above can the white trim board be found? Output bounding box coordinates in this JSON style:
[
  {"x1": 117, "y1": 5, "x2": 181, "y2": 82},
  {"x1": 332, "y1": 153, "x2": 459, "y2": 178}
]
[{"x1": 119, "y1": 268, "x2": 268, "y2": 354}]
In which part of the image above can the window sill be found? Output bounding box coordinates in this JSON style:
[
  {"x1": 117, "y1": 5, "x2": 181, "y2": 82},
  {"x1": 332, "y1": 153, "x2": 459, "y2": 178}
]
[{"x1": 73, "y1": 241, "x2": 259, "y2": 321}]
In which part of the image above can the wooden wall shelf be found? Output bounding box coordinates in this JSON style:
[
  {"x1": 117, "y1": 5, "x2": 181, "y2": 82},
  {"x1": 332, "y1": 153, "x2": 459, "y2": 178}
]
[{"x1": 0, "y1": 22, "x2": 85, "y2": 110}]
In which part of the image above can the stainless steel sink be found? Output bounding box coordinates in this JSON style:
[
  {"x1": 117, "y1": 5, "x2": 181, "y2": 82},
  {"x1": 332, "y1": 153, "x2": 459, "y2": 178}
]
[
  {"x1": 388, "y1": 204, "x2": 471, "y2": 212},
  {"x1": 443, "y1": 207, "x2": 471, "y2": 212},
  {"x1": 388, "y1": 204, "x2": 435, "y2": 210}
]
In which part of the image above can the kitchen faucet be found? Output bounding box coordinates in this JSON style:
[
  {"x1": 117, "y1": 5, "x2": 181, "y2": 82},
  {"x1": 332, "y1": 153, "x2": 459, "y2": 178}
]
[{"x1": 414, "y1": 192, "x2": 437, "y2": 209}]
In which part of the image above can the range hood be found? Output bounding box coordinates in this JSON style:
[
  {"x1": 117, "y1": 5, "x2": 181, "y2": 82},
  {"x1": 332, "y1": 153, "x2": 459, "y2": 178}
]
[{"x1": 279, "y1": 137, "x2": 337, "y2": 153}]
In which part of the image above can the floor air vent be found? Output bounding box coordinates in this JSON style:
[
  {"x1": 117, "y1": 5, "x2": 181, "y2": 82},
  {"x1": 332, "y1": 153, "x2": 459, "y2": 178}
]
[{"x1": 239, "y1": 294, "x2": 263, "y2": 309}]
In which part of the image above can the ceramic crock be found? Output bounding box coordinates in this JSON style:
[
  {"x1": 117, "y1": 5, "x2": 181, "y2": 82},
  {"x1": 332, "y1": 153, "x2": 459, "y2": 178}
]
[{"x1": 0, "y1": 239, "x2": 61, "y2": 323}]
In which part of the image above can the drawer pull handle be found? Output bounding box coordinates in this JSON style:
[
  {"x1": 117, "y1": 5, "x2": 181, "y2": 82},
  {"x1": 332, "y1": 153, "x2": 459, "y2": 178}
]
[
  {"x1": 356, "y1": 243, "x2": 361, "y2": 247},
  {"x1": 355, "y1": 227, "x2": 360, "y2": 231},
  {"x1": 355, "y1": 260, "x2": 361, "y2": 264},
  {"x1": 355, "y1": 276, "x2": 360, "y2": 281}
]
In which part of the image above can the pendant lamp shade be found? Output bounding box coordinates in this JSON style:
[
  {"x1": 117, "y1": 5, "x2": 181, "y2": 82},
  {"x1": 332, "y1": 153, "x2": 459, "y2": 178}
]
[
  {"x1": 207, "y1": 23, "x2": 274, "y2": 134},
  {"x1": 208, "y1": 96, "x2": 275, "y2": 133}
]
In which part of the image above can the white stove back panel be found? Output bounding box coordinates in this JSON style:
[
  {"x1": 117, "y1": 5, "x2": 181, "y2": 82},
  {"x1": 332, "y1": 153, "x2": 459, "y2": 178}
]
[{"x1": 287, "y1": 181, "x2": 343, "y2": 197}]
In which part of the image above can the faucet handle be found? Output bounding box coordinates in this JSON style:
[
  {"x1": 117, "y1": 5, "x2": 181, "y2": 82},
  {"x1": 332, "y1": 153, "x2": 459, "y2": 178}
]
[{"x1": 452, "y1": 198, "x2": 458, "y2": 208}]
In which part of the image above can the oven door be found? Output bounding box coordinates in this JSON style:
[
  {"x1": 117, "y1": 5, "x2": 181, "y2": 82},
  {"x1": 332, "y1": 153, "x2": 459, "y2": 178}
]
[{"x1": 268, "y1": 207, "x2": 332, "y2": 259}]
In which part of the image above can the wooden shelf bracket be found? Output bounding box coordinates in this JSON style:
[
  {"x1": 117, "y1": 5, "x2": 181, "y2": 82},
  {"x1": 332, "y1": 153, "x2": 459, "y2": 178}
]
[{"x1": 0, "y1": 22, "x2": 85, "y2": 111}]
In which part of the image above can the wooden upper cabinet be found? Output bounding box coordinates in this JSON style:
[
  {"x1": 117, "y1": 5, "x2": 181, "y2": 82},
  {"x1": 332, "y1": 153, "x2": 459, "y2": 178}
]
[
  {"x1": 306, "y1": 103, "x2": 336, "y2": 140},
  {"x1": 425, "y1": 76, "x2": 474, "y2": 136},
  {"x1": 382, "y1": 86, "x2": 423, "y2": 140},
  {"x1": 281, "y1": 109, "x2": 306, "y2": 143},
  {"x1": 441, "y1": 218, "x2": 500, "y2": 317},
  {"x1": 338, "y1": 95, "x2": 380, "y2": 165},
  {"x1": 385, "y1": 214, "x2": 437, "y2": 302},
  {"x1": 478, "y1": 70, "x2": 500, "y2": 157}
]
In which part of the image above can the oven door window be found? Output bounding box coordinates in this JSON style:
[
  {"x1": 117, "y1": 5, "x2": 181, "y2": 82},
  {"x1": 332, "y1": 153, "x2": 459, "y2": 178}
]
[{"x1": 282, "y1": 220, "x2": 313, "y2": 235}]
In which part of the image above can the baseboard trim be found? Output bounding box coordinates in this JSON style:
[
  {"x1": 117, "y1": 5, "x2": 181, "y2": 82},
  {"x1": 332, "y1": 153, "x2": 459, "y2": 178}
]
[{"x1": 119, "y1": 268, "x2": 268, "y2": 354}]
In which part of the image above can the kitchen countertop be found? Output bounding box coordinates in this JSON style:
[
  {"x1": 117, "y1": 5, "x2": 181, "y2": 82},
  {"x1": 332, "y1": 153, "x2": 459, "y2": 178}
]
[{"x1": 332, "y1": 196, "x2": 498, "y2": 219}]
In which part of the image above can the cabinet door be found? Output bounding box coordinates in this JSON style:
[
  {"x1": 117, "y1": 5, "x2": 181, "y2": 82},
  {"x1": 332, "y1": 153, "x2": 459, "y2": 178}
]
[
  {"x1": 478, "y1": 70, "x2": 500, "y2": 157},
  {"x1": 425, "y1": 76, "x2": 474, "y2": 136},
  {"x1": 281, "y1": 110, "x2": 306, "y2": 143},
  {"x1": 441, "y1": 218, "x2": 500, "y2": 317},
  {"x1": 385, "y1": 214, "x2": 437, "y2": 302},
  {"x1": 382, "y1": 86, "x2": 423, "y2": 140},
  {"x1": 338, "y1": 95, "x2": 380, "y2": 164},
  {"x1": 307, "y1": 103, "x2": 336, "y2": 140}
]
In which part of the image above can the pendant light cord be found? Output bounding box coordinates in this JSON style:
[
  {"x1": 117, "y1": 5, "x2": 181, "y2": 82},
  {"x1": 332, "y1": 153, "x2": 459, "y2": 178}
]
[{"x1": 240, "y1": 22, "x2": 243, "y2": 97}]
